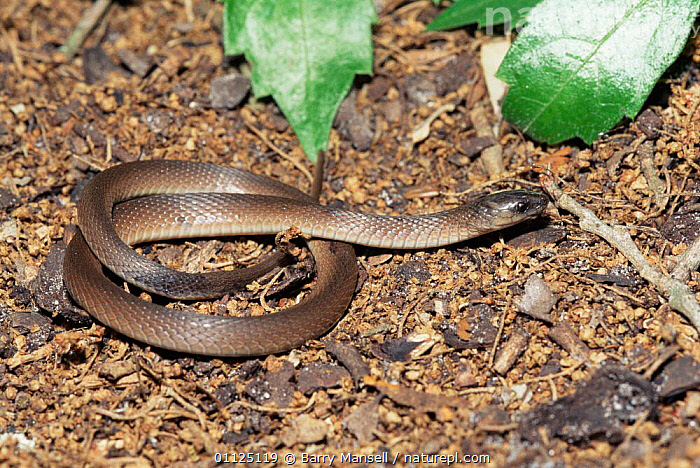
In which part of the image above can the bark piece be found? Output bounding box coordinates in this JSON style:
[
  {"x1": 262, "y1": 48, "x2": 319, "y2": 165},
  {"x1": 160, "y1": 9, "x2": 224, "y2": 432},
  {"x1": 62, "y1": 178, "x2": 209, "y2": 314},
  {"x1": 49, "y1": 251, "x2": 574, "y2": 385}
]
[
  {"x1": 493, "y1": 328, "x2": 530, "y2": 375},
  {"x1": 519, "y1": 364, "x2": 656, "y2": 443}
]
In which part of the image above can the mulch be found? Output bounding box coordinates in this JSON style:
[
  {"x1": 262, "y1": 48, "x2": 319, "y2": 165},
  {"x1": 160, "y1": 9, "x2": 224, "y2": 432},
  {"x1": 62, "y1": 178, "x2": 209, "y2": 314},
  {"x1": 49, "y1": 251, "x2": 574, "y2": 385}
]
[{"x1": 0, "y1": 0, "x2": 699, "y2": 466}]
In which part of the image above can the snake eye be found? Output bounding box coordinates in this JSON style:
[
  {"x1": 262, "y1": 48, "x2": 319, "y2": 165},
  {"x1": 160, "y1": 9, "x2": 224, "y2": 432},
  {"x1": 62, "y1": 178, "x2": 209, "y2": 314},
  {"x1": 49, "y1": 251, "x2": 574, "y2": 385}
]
[{"x1": 513, "y1": 200, "x2": 529, "y2": 214}]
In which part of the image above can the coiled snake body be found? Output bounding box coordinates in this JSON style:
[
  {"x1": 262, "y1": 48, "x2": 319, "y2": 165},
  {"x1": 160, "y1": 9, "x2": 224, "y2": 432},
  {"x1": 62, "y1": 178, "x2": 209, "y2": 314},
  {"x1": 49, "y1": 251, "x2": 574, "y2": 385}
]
[{"x1": 64, "y1": 160, "x2": 548, "y2": 356}]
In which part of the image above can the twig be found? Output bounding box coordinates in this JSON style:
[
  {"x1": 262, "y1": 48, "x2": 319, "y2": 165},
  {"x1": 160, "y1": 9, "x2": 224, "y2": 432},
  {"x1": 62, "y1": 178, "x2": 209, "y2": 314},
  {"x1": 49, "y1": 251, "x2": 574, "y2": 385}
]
[
  {"x1": 520, "y1": 360, "x2": 586, "y2": 385},
  {"x1": 94, "y1": 393, "x2": 164, "y2": 421},
  {"x1": 610, "y1": 408, "x2": 652, "y2": 463},
  {"x1": 488, "y1": 301, "x2": 509, "y2": 369},
  {"x1": 397, "y1": 291, "x2": 430, "y2": 337},
  {"x1": 259, "y1": 268, "x2": 286, "y2": 313},
  {"x1": 74, "y1": 348, "x2": 101, "y2": 385},
  {"x1": 184, "y1": 0, "x2": 195, "y2": 22},
  {"x1": 1, "y1": 27, "x2": 23, "y2": 73},
  {"x1": 243, "y1": 121, "x2": 313, "y2": 185},
  {"x1": 165, "y1": 386, "x2": 207, "y2": 431},
  {"x1": 69, "y1": 153, "x2": 108, "y2": 171},
  {"x1": 578, "y1": 274, "x2": 645, "y2": 306},
  {"x1": 671, "y1": 232, "x2": 700, "y2": 282},
  {"x1": 232, "y1": 393, "x2": 317, "y2": 414},
  {"x1": 541, "y1": 175, "x2": 700, "y2": 332},
  {"x1": 373, "y1": 36, "x2": 414, "y2": 65},
  {"x1": 411, "y1": 103, "x2": 455, "y2": 144},
  {"x1": 477, "y1": 423, "x2": 519, "y2": 432},
  {"x1": 638, "y1": 141, "x2": 669, "y2": 210},
  {"x1": 641, "y1": 345, "x2": 680, "y2": 380},
  {"x1": 195, "y1": 382, "x2": 231, "y2": 421},
  {"x1": 439, "y1": 177, "x2": 541, "y2": 198},
  {"x1": 684, "y1": 89, "x2": 700, "y2": 127},
  {"x1": 59, "y1": 0, "x2": 113, "y2": 60},
  {"x1": 492, "y1": 328, "x2": 530, "y2": 375},
  {"x1": 457, "y1": 386, "x2": 500, "y2": 395}
]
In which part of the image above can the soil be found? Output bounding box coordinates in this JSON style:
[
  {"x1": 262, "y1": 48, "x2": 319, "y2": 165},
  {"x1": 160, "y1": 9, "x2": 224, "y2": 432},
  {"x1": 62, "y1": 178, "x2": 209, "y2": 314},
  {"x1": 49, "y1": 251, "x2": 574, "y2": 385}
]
[{"x1": 1, "y1": 0, "x2": 699, "y2": 467}]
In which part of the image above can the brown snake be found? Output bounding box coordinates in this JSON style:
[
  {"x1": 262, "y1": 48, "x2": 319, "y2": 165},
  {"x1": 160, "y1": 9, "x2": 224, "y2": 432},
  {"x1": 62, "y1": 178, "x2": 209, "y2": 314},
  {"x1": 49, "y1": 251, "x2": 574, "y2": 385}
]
[{"x1": 63, "y1": 160, "x2": 548, "y2": 356}]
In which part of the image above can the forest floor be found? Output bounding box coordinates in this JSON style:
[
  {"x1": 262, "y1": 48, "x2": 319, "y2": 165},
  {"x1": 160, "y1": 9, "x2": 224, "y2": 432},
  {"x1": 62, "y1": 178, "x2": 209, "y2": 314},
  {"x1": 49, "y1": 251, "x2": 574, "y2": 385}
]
[{"x1": 0, "y1": 0, "x2": 699, "y2": 466}]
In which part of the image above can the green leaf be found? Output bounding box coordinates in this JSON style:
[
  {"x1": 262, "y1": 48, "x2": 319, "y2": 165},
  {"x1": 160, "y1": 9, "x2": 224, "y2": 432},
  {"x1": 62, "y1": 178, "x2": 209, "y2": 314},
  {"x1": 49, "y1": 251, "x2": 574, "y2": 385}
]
[
  {"x1": 426, "y1": 0, "x2": 541, "y2": 31},
  {"x1": 497, "y1": 0, "x2": 700, "y2": 144},
  {"x1": 222, "y1": 0, "x2": 377, "y2": 162}
]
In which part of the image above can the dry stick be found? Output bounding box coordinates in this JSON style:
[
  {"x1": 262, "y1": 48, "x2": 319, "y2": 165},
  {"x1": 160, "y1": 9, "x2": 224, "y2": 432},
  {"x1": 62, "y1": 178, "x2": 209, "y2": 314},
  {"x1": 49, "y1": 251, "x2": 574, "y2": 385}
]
[
  {"x1": 233, "y1": 393, "x2": 317, "y2": 414},
  {"x1": 1, "y1": 27, "x2": 23, "y2": 73},
  {"x1": 243, "y1": 121, "x2": 314, "y2": 185},
  {"x1": 610, "y1": 408, "x2": 652, "y2": 463},
  {"x1": 492, "y1": 328, "x2": 530, "y2": 375},
  {"x1": 259, "y1": 268, "x2": 287, "y2": 313},
  {"x1": 488, "y1": 305, "x2": 509, "y2": 369},
  {"x1": 59, "y1": 0, "x2": 113, "y2": 60},
  {"x1": 440, "y1": 176, "x2": 542, "y2": 198},
  {"x1": 541, "y1": 175, "x2": 700, "y2": 332},
  {"x1": 642, "y1": 344, "x2": 681, "y2": 380},
  {"x1": 397, "y1": 291, "x2": 430, "y2": 338},
  {"x1": 165, "y1": 386, "x2": 208, "y2": 431},
  {"x1": 671, "y1": 231, "x2": 700, "y2": 282},
  {"x1": 94, "y1": 393, "x2": 164, "y2": 421},
  {"x1": 638, "y1": 141, "x2": 667, "y2": 200}
]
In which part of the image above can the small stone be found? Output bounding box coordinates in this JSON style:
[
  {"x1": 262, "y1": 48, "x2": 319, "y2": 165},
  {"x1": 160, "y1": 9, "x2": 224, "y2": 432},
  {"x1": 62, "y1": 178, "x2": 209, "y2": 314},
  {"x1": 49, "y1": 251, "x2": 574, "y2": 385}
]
[
  {"x1": 281, "y1": 414, "x2": 328, "y2": 446},
  {"x1": 344, "y1": 176, "x2": 361, "y2": 192},
  {"x1": 636, "y1": 109, "x2": 663, "y2": 139},
  {"x1": 209, "y1": 73, "x2": 250, "y2": 109},
  {"x1": 95, "y1": 91, "x2": 117, "y2": 113},
  {"x1": 0, "y1": 218, "x2": 18, "y2": 240},
  {"x1": 518, "y1": 274, "x2": 557, "y2": 322},
  {"x1": 115, "y1": 48, "x2": 152, "y2": 77},
  {"x1": 343, "y1": 400, "x2": 378, "y2": 442},
  {"x1": 99, "y1": 360, "x2": 139, "y2": 381}
]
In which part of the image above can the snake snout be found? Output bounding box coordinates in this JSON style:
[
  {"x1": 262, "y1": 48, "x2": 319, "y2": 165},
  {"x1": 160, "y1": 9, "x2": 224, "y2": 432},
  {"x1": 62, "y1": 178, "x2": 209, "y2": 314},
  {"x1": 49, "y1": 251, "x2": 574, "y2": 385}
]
[
  {"x1": 481, "y1": 190, "x2": 549, "y2": 228},
  {"x1": 508, "y1": 190, "x2": 549, "y2": 217}
]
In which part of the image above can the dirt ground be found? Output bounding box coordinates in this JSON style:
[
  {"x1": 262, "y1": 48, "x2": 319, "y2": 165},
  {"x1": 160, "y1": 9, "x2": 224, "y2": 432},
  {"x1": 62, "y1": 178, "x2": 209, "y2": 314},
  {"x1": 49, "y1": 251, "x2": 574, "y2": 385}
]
[{"x1": 0, "y1": 0, "x2": 699, "y2": 467}]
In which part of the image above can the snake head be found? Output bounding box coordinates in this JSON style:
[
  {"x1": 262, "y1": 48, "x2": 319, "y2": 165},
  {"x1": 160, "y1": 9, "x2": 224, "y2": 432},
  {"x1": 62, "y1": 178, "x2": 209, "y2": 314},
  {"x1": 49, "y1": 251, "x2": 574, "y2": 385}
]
[{"x1": 474, "y1": 190, "x2": 549, "y2": 231}]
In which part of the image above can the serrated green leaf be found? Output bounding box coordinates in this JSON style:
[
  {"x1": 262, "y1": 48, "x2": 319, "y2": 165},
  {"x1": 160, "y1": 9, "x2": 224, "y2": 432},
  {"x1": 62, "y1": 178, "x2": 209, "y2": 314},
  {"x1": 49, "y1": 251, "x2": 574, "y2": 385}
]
[
  {"x1": 497, "y1": 0, "x2": 699, "y2": 144},
  {"x1": 426, "y1": 0, "x2": 540, "y2": 31},
  {"x1": 222, "y1": 0, "x2": 377, "y2": 162}
]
